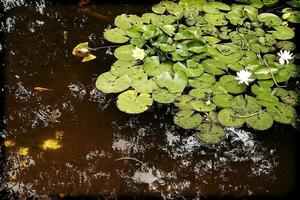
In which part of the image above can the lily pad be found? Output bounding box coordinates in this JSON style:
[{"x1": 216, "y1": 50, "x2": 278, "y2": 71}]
[
  {"x1": 189, "y1": 73, "x2": 216, "y2": 88},
  {"x1": 104, "y1": 28, "x2": 129, "y2": 43},
  {"x1": 197, "y1": 123, "x2": 225, "y2": 144},
  {"x1": 204, "y1": 13, "x2": 228, "y2": 26},
  {"x1": 117, "y1": 90, "x2": 153, "y2": 114},
  {"x1": 114, "y1": 45, "x2": 136, "y2": 61},
  {"x1": 132, "y1": 79, "x2": 158, "y2": 94},
  {"x1": 152, "y1": 88, "x2": 180, "y2": 104},
  {"x1": 174, "y1": 110, "x2": 202, "y2": 129},
  {"x1": 256, "y1": 93, "x2": 279, "y2": 107},
  {"x1": 174, "y1": 95, "x2": 194, "y2": 110},
  {"x1": 218, "y1": 108, "x2": 245, "y2": 127},
  {"x1": 212, "y1": 94, "x2": 233, "y2": 108},
  {"x1": 96, "y1": 72, "x2": 132, "y2": 93},
  {"x1": 270, "y1": 26, "x2": 295, "y2": 40},
  {"x1": 258, "y1": 13, "x2": 282, "y2": 26},
  {"x1": 156, "y1": 71, "x2": 188, "y2": 93},
  {"x1": 266, "y1": 102, "x2": 297, "y2": 124},
  {"x1": 245, "y1": 111, "x2": 273, "y2": 130},
  {"x1": 191, "y1": 100, "x2": 216, "y2": 112}
]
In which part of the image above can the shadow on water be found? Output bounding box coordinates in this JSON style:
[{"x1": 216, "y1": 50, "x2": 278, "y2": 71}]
[{"x1": 0, "y1": 0, "x2": 299, "y2": 199}]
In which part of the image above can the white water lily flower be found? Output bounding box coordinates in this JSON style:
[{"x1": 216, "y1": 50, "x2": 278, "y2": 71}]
[
  {"x1": 235, "y1": 69, "x2": 255, "y2": 86},
  {"x1": 132, "y1": 47, "x2": 145, "y2": 60},
  {"x1": 277, "y1": 50, "x2": 293, "y2": 65}
]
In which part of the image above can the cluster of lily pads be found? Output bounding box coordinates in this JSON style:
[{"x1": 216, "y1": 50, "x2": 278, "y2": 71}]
[{"x1": 90, "y1": 0, "x2": 299, "y2": 144}]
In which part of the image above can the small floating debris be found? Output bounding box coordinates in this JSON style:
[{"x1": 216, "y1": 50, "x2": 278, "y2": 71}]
[
  {"x1": 18, "y1": 147, "x2": 29, "y2": 156},
  {"x1": 41, "y1": 139, "x2": 62, "y2": 150},
  {"x1": 34, "y1": 87, "x2": 52, "y2": 92},
  {"x1": 4, "y1": 139, "x2": 16, "y2": 147},
  {"x1": 72, "y1": 42, "x2": 96, "y2": 62}
]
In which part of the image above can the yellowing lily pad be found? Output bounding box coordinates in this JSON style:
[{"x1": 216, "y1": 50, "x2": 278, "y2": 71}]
[
  {"x1": 117, "y1": 90, "x2": 153, "y2": 114},
  {"x1": 174, "y1": 110, "x2": 202, "y2": 129},
  {"x1": 4, "y1": 140, "x2": 16, "y2": 147},
  {"x1": 18, "y1": 147, "x2": 29, "y2": 156}
]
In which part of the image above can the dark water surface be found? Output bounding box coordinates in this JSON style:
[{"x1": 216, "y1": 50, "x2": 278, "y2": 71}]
[{"x1": 0, "y1": 0, "x2": 298, "y2": 199}]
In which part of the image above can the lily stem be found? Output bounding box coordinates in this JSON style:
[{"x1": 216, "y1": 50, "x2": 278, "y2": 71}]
[
  {"x1": 88, "y1": 45, "x2": 120, "y2": 51},
  {"x1": 261, "y1": 56, "x2": 286, "y2": 88},
  {"x1": 235, "y1": 110, "x2": 261, "y2": 118}
]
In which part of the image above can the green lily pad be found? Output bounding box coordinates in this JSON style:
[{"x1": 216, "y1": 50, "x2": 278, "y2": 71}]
[
  {"x1": 189, "y1": 88, "x2": 213, "y2": 99},
  {"x1": 230, "y1": 95, "x2": 261, "y2": 115},
  {"x1": 258, "y1": 13, "x2": 282, "y2": 26},
  {"x1": 204, "y1": 13, "x2": 228, "y2": 26},
  {"x1": 212, "y1": 94, "x2": 233, "y2": 108},
  {"x1": 96, "y1": 72, "x2": 132, "y2": 93},
  {"x1": 174, "y1": 110, "x2": 202, "y2": 129},
  {"x1": 191, "y1": 100, "x2": 216, "y2": 112},
  {"x1": 202, "y1": 59, "x2": 227, "y2": 75},
  {"x1": 218, "y1": 108, "x2": 245, "y2": 127},
  {"x1": 117, "y1": 90, "x2": 153, "y2": 114},
  {"x1": 152, "y1": 2, "x2": 166, "y2": 14},
  {"x1": 114, "y1": 45, "x2": 136, "y2": 61},
  {"x1": 270, "y1": 26, "x2": 295, "y2": 40},
  {"x1": 281, "y1": 91, "x2": 299, "y2": 106},
  {"x1": 256, "y1": 93, "x2": 279, "y2": 107},
  {"x1": 197, "y1": 123, "x2": 225, "y2": 144},
  {"x1": 156, "y1": 71, "x2": 188, "y2": 93},
  {"x1": 275, "y1": 41, "x2": 296, "y2": 51},
  {"x1": 251, "y1": 84, "x2": 272, "y2": 96},
  {"x1": 266, "y1": 102, "x2": 297, "y2": 124},
  {"x1": 104, "y1": 28, "x2": 129, "y2": 43},
  {"x1": 174, "y1": 95, "x2": 194, "y2": 110},
  {"x1": 110, "y1": 60, "x2": 136, "y2": 76},
  {"x1": 186, "y1": 40, "x2": 207, "y2": 53},
  {"x1": 203, "y1": 2, "x2": 230, "y2": 14},
  {"x1": 152, "y1": 88, "x2": 180, "y2": 104},
  {"x1": 245, "y1": 111, "x2": 273, "y2": 130},
  {"x1": 132, "y1": 79, "x2": 158, "y2": 94},
  {"x1": 189, "y1": 73, "x2": 216, "y2": 88},
  {"x1": 173, "y1": 61, "x2": 204, "y2": 77},
  {"x1": 115, "y1": 14, "x2": 141, "y2": 29}
]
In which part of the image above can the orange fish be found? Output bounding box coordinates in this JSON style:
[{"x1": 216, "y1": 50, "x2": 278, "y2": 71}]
[{"x1": 34, "y1": 87, "x2": 52, "y2": 92}]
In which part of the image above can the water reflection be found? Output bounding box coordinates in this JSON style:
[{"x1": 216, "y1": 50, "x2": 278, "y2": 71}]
[{"x1": 0, "y1": 0, "x2": 295, "y2": 199}]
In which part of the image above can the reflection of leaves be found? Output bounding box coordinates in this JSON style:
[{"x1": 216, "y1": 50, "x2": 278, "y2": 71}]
[{"x1": 117, "y1": 90, "x2": 153, "y2": 114}]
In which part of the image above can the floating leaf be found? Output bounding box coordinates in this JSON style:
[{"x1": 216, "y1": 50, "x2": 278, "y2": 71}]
[
  {"x1": 96, "y1": 72, "x2": 132, "y2": 93},
  {"x1": 114, "y1": 45, "x2": 136, "y2": 61},
  {"x1": 189, "y1": 88, "x2": 213, "y2": 99},
  {"x1": 203, "y1": 2, "x2": 230, "y2": 14},
  {"x1": 266, "y1": 102, "x2": 297, "y2": 124},
  {"x1": 117, "y1": 90, "x2": 153, "y2": 114},
  {"x1": 189, "y1": 73, "x2": 216, "y2": 88},
  {"x1": 281, "y1": 91, "x2": 299, "y2": 106},
  {"x1": 258, "y1": 13, "x2": 282, "y2": 26},
  {"x1": 132, "y1": 79, "x2": 158, "y2": 94},
  {"x1": 245, "y1": 111, "x2": 273, "y2": 130},
  {"x1": 275, "y1": 41, "x2": 296, "y2": 51},
  {"x1": 270, "y1": 26, "x2": 295, "y2": 40},
  {"x1": 256, "y1": 93, "x2": 279, "y2": 107},
  {"x1": 204, "y1": 13, "x2": 228, "y2": 26},
  {"x1": 212, "y1": 94, "x2": 233, "y2": 108},
  {"x1": 197, "y1": 123, "x2": 225, "y2": 144},
  {"x1": 191, "y1": 100, "x2": 216, "y2": 112},
  {"x1": 174, "y1": 95, "x2": 194, "y2": 110},
  {"x1": 104, "y1": 28, "x2": 129, "y2": 43},
  {"x1": 152, "y1": 88, "x2": 180, "y2": 104},
  {"x1": 218, "y1": 108, "x2": 245, "y2": 127},
  {"x1": 156, "y1": 71, "x2": 188, "y2": 93},
  {"x1": 251, "y1": 84, "x2": 272, "y2": 95},
  {"x1": 174, "y1": 110, "x2": 202, "y2": 129}
]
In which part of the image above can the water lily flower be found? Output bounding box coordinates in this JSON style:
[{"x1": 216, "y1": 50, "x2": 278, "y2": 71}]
[
  {"x1": 277, "y1": 50, "x2": 293, "y2": 65},
  {"x1": 235, "y1": 69, "x2": 255, "y2": 86},
  {"x1": 132, "y1": 47, "x2": 145, "y2": 60}
]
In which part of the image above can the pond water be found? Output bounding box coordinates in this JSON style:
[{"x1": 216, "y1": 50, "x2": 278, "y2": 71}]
[{"x1": 0, "y1": 0, "x2": 298, "y2": 199}]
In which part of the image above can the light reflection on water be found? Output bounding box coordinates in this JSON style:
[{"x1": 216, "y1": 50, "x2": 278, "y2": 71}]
[{"x1": 0, "y1": 0, "x2": 296, "y2": 199}]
